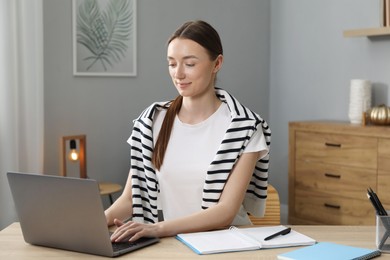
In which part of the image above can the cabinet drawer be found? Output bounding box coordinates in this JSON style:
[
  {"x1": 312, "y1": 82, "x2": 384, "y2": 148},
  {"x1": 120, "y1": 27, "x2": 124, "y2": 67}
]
[
  {"x1": 378, "y1": 138, "x2": 390, "y2": 206},
  {"x1": 295, "y1": 131, "x2": 377, "y2": 169},
  {"x1": 294, "y1": 189, "x2": 374, "y2": 225},
  {"x1": 378, "y1": 171, "x2": 390, "y2": 208},
  {"x1": 378, "y1": 138, "x2": 390, "y2": 171},
  {"x1": 295, "y1": 161, "x2": 376, "y2": 199}
]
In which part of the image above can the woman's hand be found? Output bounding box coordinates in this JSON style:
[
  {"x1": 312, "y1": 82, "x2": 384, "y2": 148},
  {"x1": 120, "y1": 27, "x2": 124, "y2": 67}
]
[
  {"x1": 110, "y1": 219, "x2": 161, "y2": 242},
  {"x1": 105, "y1": 171, "x2": 134, "y2": 226}
]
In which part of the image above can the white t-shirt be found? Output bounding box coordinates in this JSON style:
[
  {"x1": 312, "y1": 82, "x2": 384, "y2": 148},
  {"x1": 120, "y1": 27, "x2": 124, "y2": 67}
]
[{"x1": 152, "y1": 102, "x2": 268, "y2": 225}]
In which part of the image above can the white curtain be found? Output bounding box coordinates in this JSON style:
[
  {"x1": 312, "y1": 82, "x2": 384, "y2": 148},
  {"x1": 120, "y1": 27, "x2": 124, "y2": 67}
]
[{"x1": 0, "y1": 0, "x2": 44, "y2": 230}]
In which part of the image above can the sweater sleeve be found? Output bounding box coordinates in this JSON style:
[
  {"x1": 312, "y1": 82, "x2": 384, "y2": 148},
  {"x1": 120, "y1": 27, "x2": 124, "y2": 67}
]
[
  {"x1": 128, "y1": 103, "x2": 163, "y2": 223},
  {"x1": 243, "y1": 119, "x2": 271, "y2": 217}
]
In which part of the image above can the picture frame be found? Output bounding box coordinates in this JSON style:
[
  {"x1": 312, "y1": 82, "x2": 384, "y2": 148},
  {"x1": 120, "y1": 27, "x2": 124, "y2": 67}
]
[{"x1": 72, "y1": 0, "x2": 137, "y2": 77}]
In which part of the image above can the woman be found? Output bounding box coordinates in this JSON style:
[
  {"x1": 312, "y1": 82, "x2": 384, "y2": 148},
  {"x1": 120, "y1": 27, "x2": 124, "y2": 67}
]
[{"x1": 105, "y1": 20, "x2": 271, "y2": 242}]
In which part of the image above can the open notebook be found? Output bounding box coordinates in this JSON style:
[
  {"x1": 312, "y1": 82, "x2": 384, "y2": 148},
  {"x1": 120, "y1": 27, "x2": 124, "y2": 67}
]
[{"x1": 177, "y1": 225, "x2": 316, "y2": 255}]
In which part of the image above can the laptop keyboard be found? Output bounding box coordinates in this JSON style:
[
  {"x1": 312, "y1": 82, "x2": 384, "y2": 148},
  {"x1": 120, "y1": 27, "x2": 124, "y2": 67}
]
[
  {"x1": 111, "y1": 237, "x2": 157, "y2": 252},
  {"x1": 112, "y1": 241, "x2": 136, "y2": 252}
]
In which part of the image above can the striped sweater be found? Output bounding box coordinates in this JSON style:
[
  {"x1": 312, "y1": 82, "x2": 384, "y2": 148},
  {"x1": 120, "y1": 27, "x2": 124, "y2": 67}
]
[{"x1": 128, "y1": 88, "x2": 271, "y2": 224}]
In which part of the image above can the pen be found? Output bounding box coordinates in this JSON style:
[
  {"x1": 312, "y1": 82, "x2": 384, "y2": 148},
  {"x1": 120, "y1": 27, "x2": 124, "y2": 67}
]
[
  {"x1": 264, "y1": 227, "x2": 291, "y2": 241},
  {"x1": 367, "y1": 187, "x2": 387, "y2": 216},
  {"x1": 367, "y1": 192, "x2": 381, "y2": 216}
]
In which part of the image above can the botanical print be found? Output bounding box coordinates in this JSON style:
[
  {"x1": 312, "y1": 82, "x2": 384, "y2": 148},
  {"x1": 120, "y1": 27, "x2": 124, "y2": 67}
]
[{"x1": 73, "y1": 0, "x2": 136, "y2": 76}]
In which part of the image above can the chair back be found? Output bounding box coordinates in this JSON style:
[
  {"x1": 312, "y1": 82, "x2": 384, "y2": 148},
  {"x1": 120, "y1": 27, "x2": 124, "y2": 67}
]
[{"x1": 248, "y1": 184, "x2": 281, "y2": 225}]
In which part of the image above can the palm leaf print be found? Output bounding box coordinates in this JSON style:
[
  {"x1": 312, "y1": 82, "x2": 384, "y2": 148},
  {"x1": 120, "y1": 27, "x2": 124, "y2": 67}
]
[{"x1": 76, "y1": 0, "x2": 133, "y2": 71}]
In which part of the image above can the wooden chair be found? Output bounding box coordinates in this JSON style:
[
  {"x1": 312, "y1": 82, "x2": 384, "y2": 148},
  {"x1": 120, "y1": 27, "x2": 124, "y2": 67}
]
[{"x1": 248, "y1": 184, "x2": 281, "y2": 225}]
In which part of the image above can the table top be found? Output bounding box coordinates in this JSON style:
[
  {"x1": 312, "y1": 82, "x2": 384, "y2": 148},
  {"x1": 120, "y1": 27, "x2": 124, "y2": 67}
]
[
  {"x1": 98, "y1": 182, "x2": 122, "y2": 196},
  {"x1": 1, "y1": 223, "x2": 389, "y2": 259}
]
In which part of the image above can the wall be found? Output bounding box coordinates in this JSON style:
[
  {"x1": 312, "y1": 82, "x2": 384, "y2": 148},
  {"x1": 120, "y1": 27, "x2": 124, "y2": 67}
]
[
  {"x1": 4, "y1": 0, "x2": 388, "y2": 230},
  {"x1": 43, "y1": 0, "x2": 270, "y2": 207},
  {"x1": 269, "y1": 0, "x2": 390, "y2": 216}
]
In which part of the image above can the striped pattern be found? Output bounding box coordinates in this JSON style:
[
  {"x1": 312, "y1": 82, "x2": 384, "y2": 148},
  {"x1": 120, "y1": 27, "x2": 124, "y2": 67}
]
[
  {"x1": 129, "y1": 88, "x2": 271, "y2": 223},
  {"x1": 248, "y1": 184, "x2": 280, "y2": 225}
]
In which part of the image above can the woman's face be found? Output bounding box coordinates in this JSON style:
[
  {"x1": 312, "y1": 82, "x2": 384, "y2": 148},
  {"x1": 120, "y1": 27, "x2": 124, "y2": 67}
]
[{"x1": 167, "y1": 38, "x2": 222, "y2": 99}]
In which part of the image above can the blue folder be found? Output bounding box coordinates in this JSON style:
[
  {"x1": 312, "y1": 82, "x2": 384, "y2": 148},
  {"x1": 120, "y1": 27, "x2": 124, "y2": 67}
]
[{"x1": 277, "y1": 242, "x2": 381, "y2": 260}]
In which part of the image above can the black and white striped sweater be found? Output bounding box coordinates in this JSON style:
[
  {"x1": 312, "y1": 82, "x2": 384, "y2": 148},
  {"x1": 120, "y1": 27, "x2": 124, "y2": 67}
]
[{"x1": 128, "y1": 88, "x2": 271, "y2": 224}]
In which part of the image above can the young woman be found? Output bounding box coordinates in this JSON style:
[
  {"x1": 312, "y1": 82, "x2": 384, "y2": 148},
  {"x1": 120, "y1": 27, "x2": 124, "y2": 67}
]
[{"x1": 105, "y1": 20, "x2": 271, "y2": 242}]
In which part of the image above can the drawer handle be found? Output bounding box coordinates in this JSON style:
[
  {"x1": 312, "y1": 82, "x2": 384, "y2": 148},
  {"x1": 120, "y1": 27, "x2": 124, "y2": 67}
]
[
  {"x1": 324, "y1": 173, "x2": 341, "y2": 179},
  {"x1": 324, "y1": 203, "x2": 340, "y2": 209},
  {"x1": 325, "y1": 142, "x2": 341, "y2": 148}
]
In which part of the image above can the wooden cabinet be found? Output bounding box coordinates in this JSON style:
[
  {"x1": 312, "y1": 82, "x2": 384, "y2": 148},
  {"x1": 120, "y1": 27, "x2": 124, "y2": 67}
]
[
  {"x1": 289, "y1": 121, "x2": 390, "y2": 225},
  {"x1": 378, "y1": 139, "x2": 390, "y2": 206}
]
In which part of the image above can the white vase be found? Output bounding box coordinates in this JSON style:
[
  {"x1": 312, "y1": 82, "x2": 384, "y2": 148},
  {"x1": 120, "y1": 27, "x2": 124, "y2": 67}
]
[{"x1": 348, "y1": 79, "x2": 371, "y2": 124}]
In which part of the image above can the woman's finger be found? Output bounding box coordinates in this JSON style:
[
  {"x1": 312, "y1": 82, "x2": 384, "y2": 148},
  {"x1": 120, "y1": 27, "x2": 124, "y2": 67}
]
[{"x1": 113, "y1": 218, "x2": 124, "y2": 227}]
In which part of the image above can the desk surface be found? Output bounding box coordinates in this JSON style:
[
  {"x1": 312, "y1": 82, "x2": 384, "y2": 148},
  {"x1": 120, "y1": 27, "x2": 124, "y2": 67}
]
[
  {"x1": 98, "y1": 182, "x2": 122, "y2": 196},
  {"x1": 1, "y1": 223, "x2": 388, "y2": 259}
]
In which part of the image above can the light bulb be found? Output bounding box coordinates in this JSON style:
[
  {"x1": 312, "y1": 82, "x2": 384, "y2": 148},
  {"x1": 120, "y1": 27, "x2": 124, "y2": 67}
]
[
  {"x1": 68, "y1": 139, "x2": 79, "y2": 162},
  {"x1": 69, "y1": 149, "x2": 79, "y2": 161}
]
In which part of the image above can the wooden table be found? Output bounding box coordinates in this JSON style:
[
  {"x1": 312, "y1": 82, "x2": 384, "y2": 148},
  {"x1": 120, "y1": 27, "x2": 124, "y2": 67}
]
[
  {"x1": 1, "y1": 223, "x2": 389, "y2": 259},
  {"x1": 98, "y1": 182, "x2": 122, "y2": 204}
]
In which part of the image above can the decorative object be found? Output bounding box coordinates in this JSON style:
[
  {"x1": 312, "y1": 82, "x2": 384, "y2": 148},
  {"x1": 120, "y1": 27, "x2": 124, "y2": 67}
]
[
  {"x1": 348, "y1": 79, "x2": 371, "y2": 125},
  {"x1": 367, "y1": 104, "x2": 390, "y2": 125},
  {"x1": 68, "y1": 139, "x2": 79, "y2": 161},
  {"x1": 61, "y1": 135, "x2": 87, "y2": 178},
  {"x1": 72, "y1": 0, "x2": 137, "y2": 77}
]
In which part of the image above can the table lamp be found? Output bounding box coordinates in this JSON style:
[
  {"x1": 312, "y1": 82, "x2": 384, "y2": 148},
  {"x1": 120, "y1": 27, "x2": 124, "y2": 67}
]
[{"x1": 61, "y1": 135, "x2": 87, "y2": 178}]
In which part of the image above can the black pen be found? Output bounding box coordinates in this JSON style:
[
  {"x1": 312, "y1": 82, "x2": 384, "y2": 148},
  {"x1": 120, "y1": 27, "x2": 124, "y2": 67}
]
[
  {"x1": 367, "y1": 192, "x2": 381, "y2": 216},
  {"x1": 368, "y1": 187, "x2": 387, "y2": 216},
  {"x1": 264, "y1": 227, "x2": 291, "y2": 241}
]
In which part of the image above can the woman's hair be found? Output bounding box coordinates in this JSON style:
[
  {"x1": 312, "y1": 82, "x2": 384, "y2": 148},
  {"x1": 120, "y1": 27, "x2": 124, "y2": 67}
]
[{"x1": 152, "y1": 20, "x2": 223, "y2": 170}]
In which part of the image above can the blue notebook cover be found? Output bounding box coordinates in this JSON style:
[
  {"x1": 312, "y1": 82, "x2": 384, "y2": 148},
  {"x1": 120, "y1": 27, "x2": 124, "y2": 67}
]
[{"x1": 277, "y1": 242, "x2": 381, "y2": 260}]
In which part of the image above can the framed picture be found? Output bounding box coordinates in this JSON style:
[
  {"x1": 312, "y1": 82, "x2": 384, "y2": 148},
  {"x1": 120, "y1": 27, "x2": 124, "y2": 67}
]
[{"x1": 72, "y1": 0, "x2": 137, "y2": 77}]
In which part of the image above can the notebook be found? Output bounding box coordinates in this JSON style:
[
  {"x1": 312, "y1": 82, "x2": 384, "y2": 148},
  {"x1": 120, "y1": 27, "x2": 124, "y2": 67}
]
[
  {"x1": 7, "y1": 172, "x2": 159, "y2": 257},
  {"x1": 277, "y1": 242, "x2": 381, "y2": 260},
  {"x1": 176, "y1": 225, "x2": 316, "y2": 255}
]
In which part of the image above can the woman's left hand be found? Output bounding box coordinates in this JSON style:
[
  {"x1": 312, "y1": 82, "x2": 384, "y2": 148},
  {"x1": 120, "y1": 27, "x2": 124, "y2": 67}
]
[{"x1": 110, "y1": 219, "x2": 160, "y2": 242}]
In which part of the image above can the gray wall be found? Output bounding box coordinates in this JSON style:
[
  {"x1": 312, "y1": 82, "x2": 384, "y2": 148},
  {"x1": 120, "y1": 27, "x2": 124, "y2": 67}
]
[
  {"x1": 43, "y1": 1, "x2": 270, "y2": 206},
  {"x1": 42, "y1": 0, "x2": 390, "y2": 222},
  {"x1": 269, "y1": 0, "x2": 390, "y2": 213}
]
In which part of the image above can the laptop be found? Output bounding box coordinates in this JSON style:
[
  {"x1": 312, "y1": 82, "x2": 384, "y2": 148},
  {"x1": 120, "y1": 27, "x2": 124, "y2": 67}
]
[{"x1": 7, "y1": 172, "x2": 159, "y2": 257}]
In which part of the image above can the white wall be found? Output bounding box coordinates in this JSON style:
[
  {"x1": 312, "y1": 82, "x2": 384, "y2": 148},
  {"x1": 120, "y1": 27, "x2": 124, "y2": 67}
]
[{"x1": 269, "y1": 0, "x2": 390, "y2": 218}]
